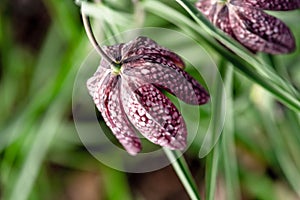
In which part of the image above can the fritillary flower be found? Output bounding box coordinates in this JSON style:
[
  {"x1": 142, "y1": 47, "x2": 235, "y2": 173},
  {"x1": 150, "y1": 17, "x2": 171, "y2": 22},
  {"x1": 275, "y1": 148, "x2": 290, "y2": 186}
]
[
  {"x1": 195, "y1": 0, "x2": 300, "y2": 54},
  {"x1": 87, "y1": 36, "x2": 209, "y2": 155}
]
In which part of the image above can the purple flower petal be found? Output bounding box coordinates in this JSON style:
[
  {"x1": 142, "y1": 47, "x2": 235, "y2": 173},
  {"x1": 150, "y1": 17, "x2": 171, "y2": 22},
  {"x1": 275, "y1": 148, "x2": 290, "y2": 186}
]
[
  {"x1": 102, "y1": 44, "x2": 125, "y2": 63},
  {"x1": 195, "y1": 0, "x2": 218, "y2": 22},
  {"x1": 123, "y1": 84, "x2": 187, "y2": 150},
  {"x1": 122, "y1": 36, "x2": 185, "y2": 69},
  {"x1": 195, "y1": 0, "x2": 298, "y2": 54},
  {"x1": 216, "y1": 6, "x2": 235, "y2": 37},
  {"x1": 123, "y1": 56, "x2": 210, "y2": 105},
  {"x1": 229, "y1": 5, "x2": 296, "y2": 54},
  {"x1": 235, "y1": 0, "x2": 300, "y2": 10},
  {"x1": 87, "y1": 36, "x2": 210, "y2": 155},
  {"x1": 86, "y1": 66, "x2": 110, "y2": 97},
  {"x1": 91, "y1": 75, "x2": 142, "y2": 155}
]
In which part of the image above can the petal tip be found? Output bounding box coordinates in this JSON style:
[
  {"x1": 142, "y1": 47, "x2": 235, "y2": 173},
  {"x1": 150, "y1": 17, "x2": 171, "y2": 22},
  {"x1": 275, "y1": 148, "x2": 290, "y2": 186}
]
[{"x1": 125, "y1": 144, "x2": 142, "y2": 156}]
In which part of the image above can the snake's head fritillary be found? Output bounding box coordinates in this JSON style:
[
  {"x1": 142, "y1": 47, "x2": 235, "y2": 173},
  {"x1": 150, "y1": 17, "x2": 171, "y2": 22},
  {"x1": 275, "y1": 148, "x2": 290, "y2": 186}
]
[
  {"x1": 87, "y1": 36, "x2": 210, "y2": 155},
  {"x1": 196, "y1": 0, "x2": 300, "y2": 54}
]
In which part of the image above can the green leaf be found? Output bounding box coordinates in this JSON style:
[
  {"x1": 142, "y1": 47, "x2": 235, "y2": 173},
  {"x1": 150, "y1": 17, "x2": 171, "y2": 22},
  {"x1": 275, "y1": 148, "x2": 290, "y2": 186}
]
[
  {"x1": 144, "y1": 0, "x2": 300, "y2": 112},
  {"x1": 163, "y1": 148, "x2": 201, "y2": 200}
]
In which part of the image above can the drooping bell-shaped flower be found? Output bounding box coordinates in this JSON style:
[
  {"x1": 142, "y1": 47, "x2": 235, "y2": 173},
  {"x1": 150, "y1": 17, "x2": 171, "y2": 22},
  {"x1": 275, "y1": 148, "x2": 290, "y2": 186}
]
[
  {"x1": 195, "y1": 0, "x2": 300, "y2": 54},
  {"x1": 87, "y1": 36, "x2": 209, "y2": 155}
]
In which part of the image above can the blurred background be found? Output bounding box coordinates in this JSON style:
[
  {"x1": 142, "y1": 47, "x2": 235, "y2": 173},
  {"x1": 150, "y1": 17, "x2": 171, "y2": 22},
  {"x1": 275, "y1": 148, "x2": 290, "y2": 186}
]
[{"x1": 1, "y1": 0, "x2": 300, "y2": 199}]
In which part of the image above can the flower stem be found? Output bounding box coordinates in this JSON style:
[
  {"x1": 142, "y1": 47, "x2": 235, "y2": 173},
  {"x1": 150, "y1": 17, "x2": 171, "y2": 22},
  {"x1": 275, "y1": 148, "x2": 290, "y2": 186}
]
[
  {"x1": 163, "y1": 148, "x2": 201, "y2": 200},
  {"x1": 81, "y1": 11, "x2": 116, "y2": 65}
]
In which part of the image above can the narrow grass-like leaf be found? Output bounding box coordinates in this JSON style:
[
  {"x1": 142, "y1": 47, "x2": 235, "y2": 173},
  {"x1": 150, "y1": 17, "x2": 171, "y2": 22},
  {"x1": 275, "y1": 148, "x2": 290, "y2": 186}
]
[
  {"x1": 163, "y1": 148, "x2": 201, "y2": 200},
  {"x1": 221, "y1": 63, "x2": 241, "y2": 200},
  {"x1": 204, "y1": 59, "x2": 227, "y2": 200},
  {"x1": 185, "y1": 0, "x2": 299, "y2": 91},
  {"x1": 285, "y1": 110, "x2": 300, "y2": 148},
  {"x1": 253, "y1": 88, "x2": 300, "y2": 197},
  {"x1": 144, "y1": 0, "x2": 300, "y2": 113},
  {"x1": 198, "y1": 58, "x2": 226, "y2": 157},
  {"x1": 205, "y1": 139, "x2": 220, "y2": 200},
  {"x1": 175, "y1": 0, "x2": 296, "y2": 87},
  {"x1": 6, "y1": 100, "x2": 62, "y2": 200},
  {"x1": 175, "y1": 0, "x2": 300, "y2": 110},
  {"x1": 4, "y1": 42, "x2": 87, "y2": 200},
  {"x1": 0, "y1": 31, "x2": 84, "y2": 152},
  {"x1": 2, "y1": 5, "x2": 88, "y2": 196},
  {"x1": 101, "y1": 165, "x2": 132, "y2": 200},
  {"x1": 81, "y1": 1, "x2": 133, "y2": 27}
]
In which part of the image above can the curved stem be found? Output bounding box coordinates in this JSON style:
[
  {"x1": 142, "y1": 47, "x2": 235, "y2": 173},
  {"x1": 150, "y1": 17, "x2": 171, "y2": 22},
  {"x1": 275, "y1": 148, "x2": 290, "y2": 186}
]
[{"x1": 81, "y1": 12, "x2": 116, "y2": 65}]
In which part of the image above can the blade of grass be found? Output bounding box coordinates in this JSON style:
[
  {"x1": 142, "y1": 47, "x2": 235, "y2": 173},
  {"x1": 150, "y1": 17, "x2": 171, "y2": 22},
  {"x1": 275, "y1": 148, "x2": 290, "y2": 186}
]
[
  {"x1": 0, "y1": 124, "x2": 38, "y2": 188},
  {"x1": 175, "y1": 0, "x2": 299, "y2": 96},
  {"x1": 204, "y1": 59, "x2": 227, "y2": 200},
  {"x1": 198, "y1": 58, "x2": 226, "y2": 157},
  {"x1": 0, "y1": 38, "x2": 79, "y2": 151},
  {"x1": 285, "y1": 110, "x2": 300, "y2": 147},
  {"x1": 163, "y1": 148, "x2": 201, "y2": 200},
  {"x1": 175, "y1": 0, "x2": 300, "y2": 97},
  {"x1": 6, "y1": 101, "x2": 62, "y2": 200},
  {"x1": 205, "y1": 139, "x2": 220, "y2": 200},
  {"x1": 1, "y1": 0, "x2": 88, "y2": 150},
  {"x1": 143, "y1": 0, "x2": 217, "y2": 51},
  {"x1": 44, "y1": 0, "x2": 81, "y2": 40},
  {"x1": 100, "y1": 165, "x2": 132, "y2": 200},
  {"x1": 81, "y1": 1, "x2": 133, "y2": 27},
  {"x1": 252, "y1": 87, "x2": 300, "y2": 197},
  {"x1": 221, "y1": 62, "x2": 241, "y2": 200},
  {"x1": 5, "y1": 35, "x2": 87, "y2": 200},
  {"x1": 144, "y1": 0, "x2": 300, "y2": 113},
  {"x1": 265, "y1": 54, "x2": 300, "y2": 177}
]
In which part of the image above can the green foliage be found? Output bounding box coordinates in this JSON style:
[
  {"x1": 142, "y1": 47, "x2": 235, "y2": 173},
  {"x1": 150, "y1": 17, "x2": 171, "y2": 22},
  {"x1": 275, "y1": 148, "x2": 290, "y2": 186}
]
[{"x1": 1, "y1": 0, "x2": 300, "y2": 199}]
